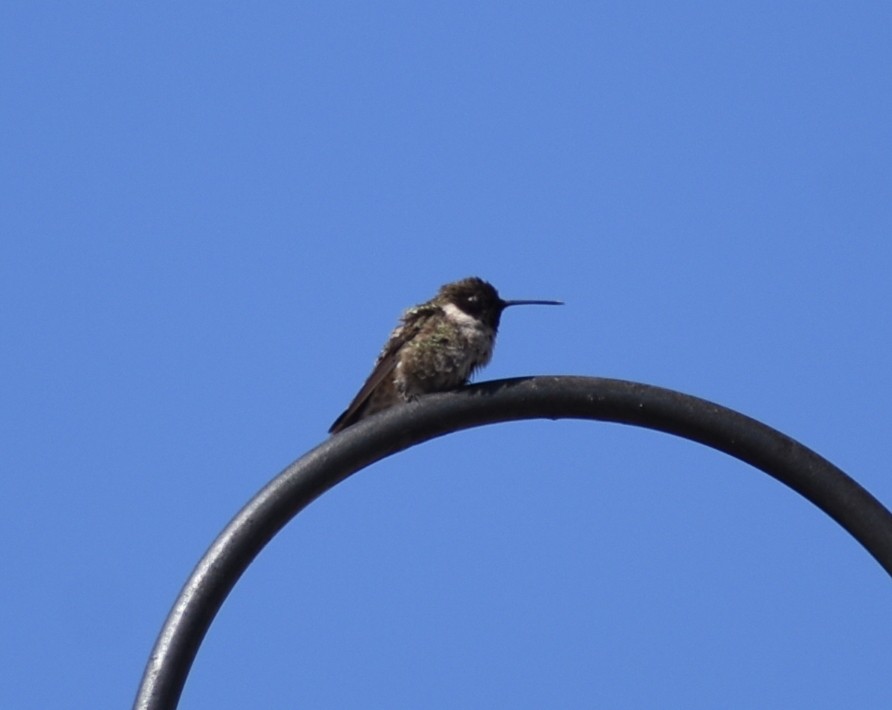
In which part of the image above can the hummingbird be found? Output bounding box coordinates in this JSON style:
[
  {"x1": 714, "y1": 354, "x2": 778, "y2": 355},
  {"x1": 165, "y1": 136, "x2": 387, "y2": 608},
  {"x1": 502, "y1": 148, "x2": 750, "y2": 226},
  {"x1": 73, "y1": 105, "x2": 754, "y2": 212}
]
[{"x1": 329, "y1": 276, "x2": 562, "y2": 434}]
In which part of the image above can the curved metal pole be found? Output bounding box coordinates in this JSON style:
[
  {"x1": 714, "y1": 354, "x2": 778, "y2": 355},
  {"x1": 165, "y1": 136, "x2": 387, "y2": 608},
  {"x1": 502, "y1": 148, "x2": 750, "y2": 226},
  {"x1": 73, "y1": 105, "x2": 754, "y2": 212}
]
[{"x1": 134, "y1": 376, "x2": 892, "y2": 710}]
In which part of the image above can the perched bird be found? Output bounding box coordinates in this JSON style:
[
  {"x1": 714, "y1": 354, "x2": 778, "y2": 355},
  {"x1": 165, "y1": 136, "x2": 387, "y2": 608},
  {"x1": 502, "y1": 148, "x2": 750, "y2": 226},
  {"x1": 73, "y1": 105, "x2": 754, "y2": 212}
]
[{"x1": 329, "y1": 276, "x2": 562, "y2": 434}]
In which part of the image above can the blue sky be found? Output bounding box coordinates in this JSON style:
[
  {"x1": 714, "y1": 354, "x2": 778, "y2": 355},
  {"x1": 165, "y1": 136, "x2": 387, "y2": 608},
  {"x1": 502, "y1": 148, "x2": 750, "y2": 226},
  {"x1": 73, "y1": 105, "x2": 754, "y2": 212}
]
[{"x1": 2, "y1": 3, "x2": 890, "y2": 708}]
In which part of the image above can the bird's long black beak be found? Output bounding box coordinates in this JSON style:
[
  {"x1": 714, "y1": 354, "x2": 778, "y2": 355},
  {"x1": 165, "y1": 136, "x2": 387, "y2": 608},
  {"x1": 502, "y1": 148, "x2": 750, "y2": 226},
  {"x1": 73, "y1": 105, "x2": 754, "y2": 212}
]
[{"x1": 502, "y1": 299, "x2": 564, "y2": 307}]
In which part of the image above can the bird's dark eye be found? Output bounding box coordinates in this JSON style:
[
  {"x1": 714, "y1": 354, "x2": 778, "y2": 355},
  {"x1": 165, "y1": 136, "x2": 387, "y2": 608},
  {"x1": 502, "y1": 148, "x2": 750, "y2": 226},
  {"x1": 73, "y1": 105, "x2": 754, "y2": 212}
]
[{"x1": 460, "y1": 293, "x2": 486, "y2": 316}]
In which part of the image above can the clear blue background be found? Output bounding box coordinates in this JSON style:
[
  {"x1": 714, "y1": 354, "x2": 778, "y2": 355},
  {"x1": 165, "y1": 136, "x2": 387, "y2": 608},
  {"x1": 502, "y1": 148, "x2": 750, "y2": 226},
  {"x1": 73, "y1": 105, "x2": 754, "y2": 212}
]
[{"x1": 2, "y1": 3, "x2": 890, "y2": 708}]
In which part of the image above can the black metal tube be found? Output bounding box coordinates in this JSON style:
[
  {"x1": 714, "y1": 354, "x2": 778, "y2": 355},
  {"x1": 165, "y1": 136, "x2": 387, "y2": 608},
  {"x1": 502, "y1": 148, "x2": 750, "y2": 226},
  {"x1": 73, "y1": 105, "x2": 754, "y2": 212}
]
[{"x1": 134, "y1": 376, "x2": 892, "y2": 710}]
